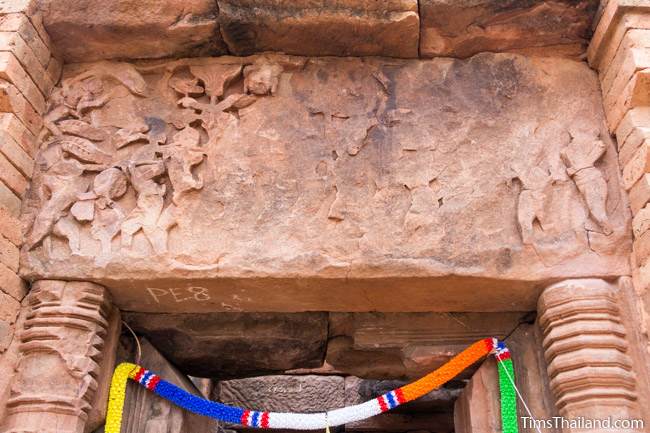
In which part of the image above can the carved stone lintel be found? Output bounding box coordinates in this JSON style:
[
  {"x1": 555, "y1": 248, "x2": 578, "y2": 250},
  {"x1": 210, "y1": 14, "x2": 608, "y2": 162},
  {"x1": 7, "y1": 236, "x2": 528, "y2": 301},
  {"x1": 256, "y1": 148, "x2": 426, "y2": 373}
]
[
  {"x1": 538, "y1": 279, "x2": 646, "y2": 432},
  {"x1": 0, "y1": 280, "x2": 113, "y2": 433}
]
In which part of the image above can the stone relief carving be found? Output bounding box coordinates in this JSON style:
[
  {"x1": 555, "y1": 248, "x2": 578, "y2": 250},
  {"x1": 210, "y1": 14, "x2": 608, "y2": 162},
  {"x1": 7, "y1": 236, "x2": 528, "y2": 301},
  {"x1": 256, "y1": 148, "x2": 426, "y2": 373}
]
[
  {"x1": 560, "y1": 129, "x2": 613, "y2": 235},
  {"x1": 20, "y1": 54, "x2": 630, "y2": 282},
  {"x1": 24, "y1": 58, "x2": 285, "y2": 262}
]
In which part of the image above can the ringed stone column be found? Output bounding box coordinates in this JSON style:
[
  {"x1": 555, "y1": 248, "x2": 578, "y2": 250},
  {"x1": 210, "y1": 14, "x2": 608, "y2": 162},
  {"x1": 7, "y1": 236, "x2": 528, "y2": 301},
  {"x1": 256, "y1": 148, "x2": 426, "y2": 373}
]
[
  {"x1": 0, "y1": 280, "x2": 114, "y2": 433},
  {"x1": 538, "y1": 279, "x2": 644, "y2": 432}
]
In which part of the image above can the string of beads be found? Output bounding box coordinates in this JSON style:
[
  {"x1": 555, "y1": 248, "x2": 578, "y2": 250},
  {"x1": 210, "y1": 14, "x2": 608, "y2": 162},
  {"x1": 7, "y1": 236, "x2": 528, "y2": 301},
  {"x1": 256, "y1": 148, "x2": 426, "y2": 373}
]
[{"x1": 106, "y1": 337, "x2": 518, "y2": 432}]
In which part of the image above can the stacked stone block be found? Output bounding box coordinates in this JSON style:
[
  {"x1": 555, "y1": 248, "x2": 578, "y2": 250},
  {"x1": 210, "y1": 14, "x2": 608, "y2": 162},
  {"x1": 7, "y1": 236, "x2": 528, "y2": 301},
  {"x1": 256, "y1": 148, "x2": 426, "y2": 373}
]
[
  {"x1": 0, "y1": 0, "x2": 61, "y2": 423},
  {"x1": 589, "y1": 0, "x2": 650, "y2": 362}
]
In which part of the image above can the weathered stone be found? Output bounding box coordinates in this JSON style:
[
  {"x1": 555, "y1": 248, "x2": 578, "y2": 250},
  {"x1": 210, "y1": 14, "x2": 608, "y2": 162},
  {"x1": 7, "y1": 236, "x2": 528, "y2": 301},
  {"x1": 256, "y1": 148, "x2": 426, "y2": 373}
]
[
  {"x1": 85, "y1": 307, "x2": 120, "y2": 433},
  {"x1": 217, "y1": 0, "x2": 419, "y2": 57},
  {"x1": 538, "y1": 279, "x2": 650, "y2": 427},
  {"x1": 326, "y1": 312, "x2": 526, "y2": 379},
  {"x1": 0, "y1": 113, "x2": 36, "y2": 157},
  {"x1": 115, "y1": 337, "x2": 218, "y2": 433},
  {"x1": 0, "y1": 234, "x2": 18, "y2": 272},
  {"x1": 419, "y1": 0, "x2": 598, "y2": 59},
  {"x1": 344, "y1": 377, "x2": 461, "y2": 412},
  {"x1": 122, "y1": 312, "x2": 328, "y2": 378},
  {"x1": 0, "y1": 206, "x2": 22, "y2": 246},
  {"x1": 215, "y1": 375, "x2": 345, "y2": 412},
  {"x1": 623, "y1": 139, "x2": 650, "y2": 189},
  {"x1": 0, "y1": 80, "x2": 42, "y2": 135},
  {"x1": 0, "y1": 290, "x2": 19, "y2": 353},
  {"x1": 0, "y1": 280, "x2": 112, "y2": 433},
  {"x1": 0, "y1": 131, "x2": 33, "y2": 178},
  {"x1": 0, "y1": 51, "x2": 45, "y2": 114},
  {"x1": 18, "y1": 54, "x2": 632, "y2": 314},
  {"x1": 630, "y1": 173, "x2": 650, "y2": 214},
  {"x1": 454, "y1": 324, "x2": 559, "y2": 433},
  {"x1": 0, "y1": 151, "x2": 26, "y2": 196},
  {"x1": 0, "y1": 182, "x2": 20, "y2": 217},
  {"x1": 0, "y1": 31, "x2": 53, "y2": 96},
  {"x1": 0, "y1": 263, "x2": 27, "y2": 301},
  {"x1": 0, "y1": 13, "x2": 51, "y2": 67},
  {"x1": 346, "y1": 413, "x2": 454, "y2": 432},
  {"x1": 37, "y1": 0, "x2": 226, "y2": 62}
]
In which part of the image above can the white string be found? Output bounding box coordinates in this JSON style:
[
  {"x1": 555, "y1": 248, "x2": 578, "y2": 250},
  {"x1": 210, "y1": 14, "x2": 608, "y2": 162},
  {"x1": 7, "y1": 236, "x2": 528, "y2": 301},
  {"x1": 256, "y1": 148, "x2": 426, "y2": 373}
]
[{"x1": 495, "y1": 353, "x2": 543, "y2": 433}]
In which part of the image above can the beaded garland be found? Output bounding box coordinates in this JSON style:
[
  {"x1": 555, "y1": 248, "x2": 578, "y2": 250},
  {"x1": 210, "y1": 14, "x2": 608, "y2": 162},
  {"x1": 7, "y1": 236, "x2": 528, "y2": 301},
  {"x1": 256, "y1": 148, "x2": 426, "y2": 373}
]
[{"x1": 106, "y1": 337, "x2": 518, "y2": 432}]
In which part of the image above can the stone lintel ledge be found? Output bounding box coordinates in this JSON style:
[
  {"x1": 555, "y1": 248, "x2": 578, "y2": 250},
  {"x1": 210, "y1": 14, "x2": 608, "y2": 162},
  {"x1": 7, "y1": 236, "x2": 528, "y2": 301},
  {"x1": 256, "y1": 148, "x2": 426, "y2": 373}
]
[{"x1": 19, "y1": 53, "x2": 631, "y2": 313}]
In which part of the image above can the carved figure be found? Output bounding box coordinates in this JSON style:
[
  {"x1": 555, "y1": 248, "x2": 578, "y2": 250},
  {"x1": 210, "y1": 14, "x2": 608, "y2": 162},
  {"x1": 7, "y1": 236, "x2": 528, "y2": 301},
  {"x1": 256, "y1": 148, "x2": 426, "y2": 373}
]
[
  {"x1": 161, "y1": 127, "x2": 206, "y2": 204},
  {"x1": 512, "y1": 164, "x2": 553, "y2": 245},
  {"x1": 243, "y1": 61, "x2": 283, "y2": 95},
  {"x1": 120, "y1": 155, "x2": 176, "y2": 255},
  {"x1": 561, "y1": 131, "x2": 613, "y2": 235},
  {"x1": 26, "y1": 143, "x2": 105, "y2": 251},
  {"x1": 80, "y1": 167, "x2": 129, "y2": 256}
]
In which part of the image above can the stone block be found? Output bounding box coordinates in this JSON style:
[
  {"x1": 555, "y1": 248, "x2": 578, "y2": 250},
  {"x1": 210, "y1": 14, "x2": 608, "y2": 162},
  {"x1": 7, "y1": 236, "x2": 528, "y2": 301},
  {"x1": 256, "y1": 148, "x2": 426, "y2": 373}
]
[
  {"x1": 0, "y1": 233, "x2": 18, "y2": 271},
  {"x1": 0, "y1": 262, "x2": 26, "y2": 300},
  {"x1": 622, "y1": 139, "x2": 650, "y2": 189},
  {"x1": 588, "y1": 1, "x2": 650, "y2": 70},
  {"x1": 600, "y1": 29, "x2": 650, "y2": 97},
  {"x1": 0, "y1": 113, "x2": 35, "y2": 157},
  {"x1": 634, "y1": 228, "x2": 650, "y2": 265},
  {"x1": 0, "y1": 205, "x2": 21, "y2": 246},
  {"x1": 326, "y1": 312, "x2": 526, "y2": 379},
  {"x1": 215, "y1": 375, "x2": 345, "y2": 413},
  {"x1": 0, "y1": 51, "x2": 45, "y2": 114},
  {"x1": 20, "y1": 54, "x2": 632, "y2": 313},
  {"x1": 0, "y1": 0, "x2": 36, "y2": 15},
  {"x1": 0, "y1": 182, "x2": 19, "y2": 217},
  {"x1": 122, "y1": 312, "x2": 328, "y2": 378},
  {"x1": 344, "y1": 376, "x2": 460, "y2": 412},
  {"x1": 0, "y1": 150, "x2": 26, "y2": 195},
  {"x1": 0, "y1": 130, "x2": 33, "y2": 177},
  {"x1": 419, "y1": 0, "x2": 598, "y2": 59},
  {"x1": 616, "y1": 106, "x2": 650, "y2": 147},
  {"x1": 0, "y1": 289, "x2": 18, "y2": 353},
  {"x1": 0, "y1": 13, "x2": 51, "y2": 67},
  {"x1": 454, "y1": 324, "x2": 559, "y2": 433},
  {"x1": 630, "y1": 173, "x2": 650, "y2": 214},
  {"x1": 45, "y1": 54, "x2": 61, "y2": 84},
  {"x1": 0, "y1": 31, "x2": 53, "y2": 95},
  {"x1": 620, "y1": 130, "x2": 650, "y2": 167},
  {"x1": 85, "y1": 308, "x2": 120, "y2": 433},
  {"x1": 345, "y1": 413, "x2": 454, "y2": 432},
  {"x1": 217, "y1": 0, "x2": 419, "y2": 57},
  {"x1": 116, "y1": 337, "x2": 220, "y2": 433},
  {"x1": 38, "y1": 0, "x2": 226, "y2": 62},
  {"x1": 605, "y1": 67, "x2": 650, "y2": 131},
  {"x1": 0, "y1": 79, "x2": 42, "y2": 135}
]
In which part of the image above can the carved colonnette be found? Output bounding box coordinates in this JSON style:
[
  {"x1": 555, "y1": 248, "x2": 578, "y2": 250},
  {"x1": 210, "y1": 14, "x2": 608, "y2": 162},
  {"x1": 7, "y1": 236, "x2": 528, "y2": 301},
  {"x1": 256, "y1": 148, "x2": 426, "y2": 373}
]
[
  {"x1": 538, "y1": 279, "x2": 649, "y2": 431},
  {"x1": 0, "y1": 280, "x2": 115, "y2": 433}
]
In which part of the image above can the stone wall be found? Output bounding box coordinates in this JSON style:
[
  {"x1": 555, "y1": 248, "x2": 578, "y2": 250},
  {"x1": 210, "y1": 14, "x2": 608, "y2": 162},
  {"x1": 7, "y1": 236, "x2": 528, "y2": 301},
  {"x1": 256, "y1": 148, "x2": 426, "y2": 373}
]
[
  {"x1": 0, "y1": 0, "x2": 60, "y2": 424},
  {"x1": 588, "y1": 0, "x2": 650, "y2": 372},
  {"x1": 36, "y1": 0, "x2": 600, "y2": 63}
]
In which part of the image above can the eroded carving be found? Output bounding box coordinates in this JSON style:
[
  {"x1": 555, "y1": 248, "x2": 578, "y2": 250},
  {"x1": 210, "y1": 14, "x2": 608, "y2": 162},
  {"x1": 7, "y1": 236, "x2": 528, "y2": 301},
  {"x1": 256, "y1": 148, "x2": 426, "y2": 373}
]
[
  {"x1": 25, "y1": 58, "x2": 282, "y2": 260},
  {"x1": 21, "y1": 54, "x2": 629, "y2": 285},
  {"x1": 561, "y1": 129, "x2": 613, "y2": 235},
  {"x1": 0, "y1": 280, "x2": 112, "y2": 433}
]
